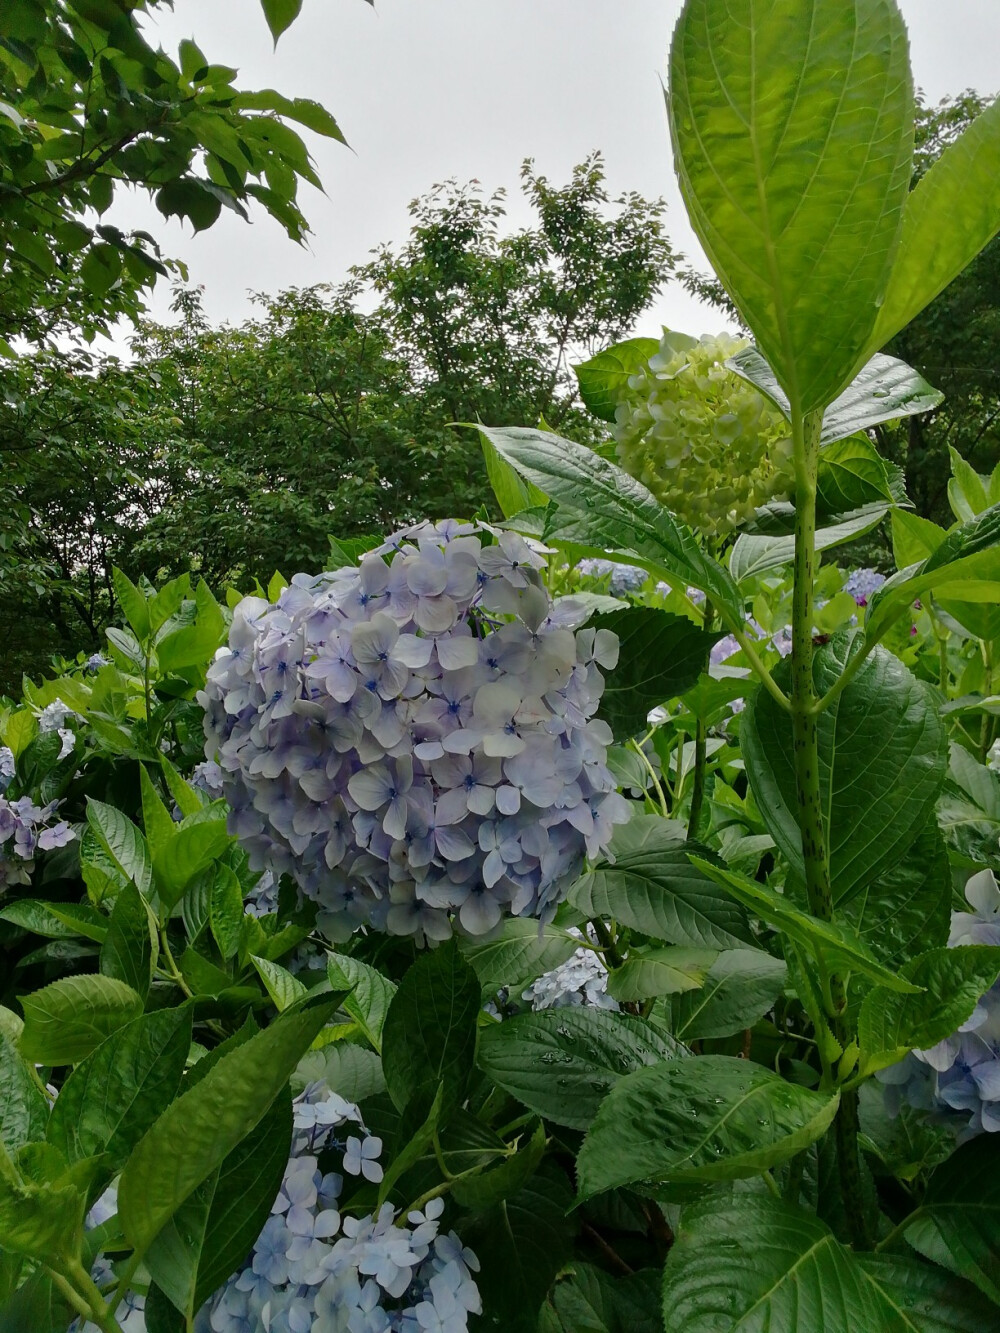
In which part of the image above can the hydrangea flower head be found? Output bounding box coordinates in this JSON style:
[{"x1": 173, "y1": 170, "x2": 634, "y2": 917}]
[
  {"x1": 843, "y1": 568, "x2": 886, "y2": 607},
  {"x1": 202, "y1": 522, "x2": 629, "y2": 944},
  {"x1": 575, "y1": 558, "x2": 647, "y2": 595},
  {"x1": 611, "y1": 331, "x2": 794, "y2": 539},
  {"x1": 878, "y1": 868, "x2": 1000, "y2": 1138}
]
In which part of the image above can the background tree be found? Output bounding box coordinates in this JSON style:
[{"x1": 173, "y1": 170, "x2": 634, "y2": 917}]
[{"x1": 0, "y1": 0, "x2": 351, "y2": 349}]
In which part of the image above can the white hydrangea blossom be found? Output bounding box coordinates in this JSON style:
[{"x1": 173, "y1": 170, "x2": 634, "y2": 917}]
[
  {"x1": 521, "y1": 927, "x2": 617, "y2": 1011},
  {"x1": 612, "y1": 331, "x2": 794, "y2": 538},
  {"x1": 202, "y1": 521, "x2": 629, "y2": 944}
]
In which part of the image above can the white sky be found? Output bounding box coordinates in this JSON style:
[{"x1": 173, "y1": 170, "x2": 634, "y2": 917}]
[{"x1": 103, "y1": 0, "x2": 1000, "y2": 349}]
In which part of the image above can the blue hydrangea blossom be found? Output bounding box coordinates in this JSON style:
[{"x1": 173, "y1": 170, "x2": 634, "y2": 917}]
[{"x1": 202, "y1": 522, "x2": 628, "y2": 944}]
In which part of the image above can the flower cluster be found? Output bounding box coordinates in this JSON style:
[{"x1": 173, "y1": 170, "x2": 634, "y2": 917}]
[
  {"x1": 199, "y1": 1082, "x2": 481, "y2": 1333},
  {"x1": 38, "y1": 698, "x2": 77, "y2": 760},
  {"x1": 574, "y1": 559, "x2": 647, "y2": 596},
  {"x1": 0, "y1": 793, "x2": 74, "y2": 891},
  {"x1": 202, "y1": 522, "x2": 628, "y2": 944},
  {"x1": 843, "y1": 568, "x2": 886, "y2": 608},
  {"x1": 611, "y1": 331, "x2": 793, "y2": 539},
  {"x1": 521, "y1": 927, "x2": 617, "y2": 1011},
  {"x1": 878, "y1": 869, "x2": 1000, "y2": 1137}
]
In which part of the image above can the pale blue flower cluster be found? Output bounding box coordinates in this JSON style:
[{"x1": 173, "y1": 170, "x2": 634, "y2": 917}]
[
  {"x1": 198, "y1": 1082, "x2": 481, "y2": 1333},
  {"x1": 0, "y1": 747, "x2": 14, "y2": 794},
  {"x1": 575, "y1": 558, "x2": 647, "y2": 595},
  {"x1": 879, "y1": 869, "x2": 1000, "y2": 1137},
  {"x1": 0, "y1": 794, "x2": 75, "y2": 890},
  {"x1": 843, "y1": 567, "x2": 886, "y2": 607},
  {"x1": 203, "y1": 521, "x2": 628, "y2": 943},
  {"x1": 520, "y1": 927, "x2": 617, "y2": 1011}
]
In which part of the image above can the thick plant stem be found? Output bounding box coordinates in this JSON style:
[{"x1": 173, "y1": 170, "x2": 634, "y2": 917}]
[
  {"x1": 789, "y1": 410, "x2": 832, "y2": 923},
  {"x1": 791, "y1": 409, "x2": 866, "y2": 1245}
]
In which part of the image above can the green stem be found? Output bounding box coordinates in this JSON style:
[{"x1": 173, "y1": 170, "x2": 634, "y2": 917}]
[
  {"x1": 628, "y1": 737, "x2": 669, "y2": 817},
  {"x1": 158, "y1": 927, "x2": 193, "y2": 999},
  {"x1": 731, "y1": 628, "x2": 791, "y2": 711},
  {"x1": 834, "y1": 1085, "x2": 872, "y2": 1249},
  {"x1": 105, "y1": 1247, "x2": 144, "y2": 1320},
  {"x1": 790, "y1": 410, "x2": 832, "y2": 922},
  {"x1": 45, "y1": 1268, "x2": 93, "y2": 1323},
  {"x1": 590, "y1": 918, "x2": 625, "y2": 969},
  {"x1": 64, "y1": 1257, "x2": 127, "y2": 1333}
]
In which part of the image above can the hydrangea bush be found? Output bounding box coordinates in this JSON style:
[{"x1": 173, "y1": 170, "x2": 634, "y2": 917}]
[{"x1": 202, "y1": 522, "x2": 628, "y2": 942}]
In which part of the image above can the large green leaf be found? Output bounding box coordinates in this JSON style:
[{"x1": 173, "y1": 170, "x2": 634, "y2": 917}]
[
  {"x1": 86, "y1": 797, "x2": 152, "y2": 897},
  {"x1": 20, "y1": 975, "x2": 143, "y2": 1065},
  {"x1": 573, "y1": 336, "x2": 669, "y2": 422},
  {"x1": 671, "y1": 948, "x2": 787, "y2": 1041},
  {"x1": 145, "y1": 1092, "x2": 292, "y2": 1319},
  {"x1": 729, "y1": 347, "x2": 942, "y2": 445},
  {"x1": 843, "y1": 823, "x2": 951, "y2": 968},
  {"x1": 475, "y1": 425, "x2": 742, "y2": 622},
  {"x1": 855, "y1": 1254, "x2": 1000, "y2": 1332},
  {"x1": 859, "y1": 946, "x2": 1000, "y2": 1075},
  {"x1": 293, "y1": 1042, "x2": 386, "y2": 1102},
  {"x1": 692, "y1": 858, "x2": 920, "y2": 992},
  {"x1": 459, "y1": 919, "x2": 578, "y2": 1001},
  {"x1": 380, "y1": 940, "x2": 479, "y2": 1115},
  {"x1": 661, "y1": 1195, "x2": 960, "y2": 1332},
  {"x1": 153, "y1": 813, "x2": 232, "y2": 910},
  {"x1": 46, "y1": 1006, "x2": 192, "y2": 1172},
  {"x1": 742, "y1": 636, "x2": 946, "y2": 905},
  {"x1": 816, "y1": 436, "x2": 898, "y2": 514},
  {"x1": 668, "y1": 0, "x2": 913, "y2": 414},
  {"x1": 480, "y1": 431, "x2": 548, "y2": 519},
  {"x1": 0, "y1": 1034, "x2": 48, "y2": 1154},
  {"x1": 902, "y1": 1136, "x2": 1000, "y2": 1305},
  {"x1": 463, "y1": 1164, "x2": 575, "y2": 1333},
  {"x1": 568, "y1": 816, "x2": 754, "y2": 951},
  {"x1": 577, "y1": 1056, "x2": 838, "y2": 1197},
  {"x1": 117, "y1": 996, "x2": 337, "y2": 1252},
  {"x1": 99, "y1": 880, "x2": 157, "y2": 998},
  {"x1": 606, "y1": 947, "x2": 717, "y2": 1002},
  {"x1": 730, "y1": 504, "x2": 891, "y2": 582},
  {"x1": 870, "y1": 96, "x2": 1000, "y2": 353},
  {"x1": 594, "y1": 608, "x2": 720, "y2": 739},
  {"x1": 477, "y1": 1008, "x2": 682, "y2": 1131},
  {"x1": 545, "y1": 1264, "x2": 664, "y2": 1333}
]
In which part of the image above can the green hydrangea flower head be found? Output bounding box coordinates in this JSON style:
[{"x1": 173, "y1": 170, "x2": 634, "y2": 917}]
[{"x1": 612, "y1": 330, "x2": 794, "y2": 539}]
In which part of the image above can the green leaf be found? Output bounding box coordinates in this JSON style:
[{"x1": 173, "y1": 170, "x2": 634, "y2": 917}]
[
  {"x1": 376, "y1": 1084, "x2": 444, "y2": 1207},
  {"x1": 145, "y1": 1092, "x2": 292, "y2": 1319},
  {"x1": 892, "y1": 509, "x2": 946, "y2": 569},
  {"x1": 669, "y1": 0, "x2": 913, "y2": 414},
  {"x1": 691, "y1": 857, "x2": 920, "y2": 993},
  {"x1": 871, "y1": 96, "x2": 1000, "y2": 353},
  {"x1": 46, "y1": 1007, "x2": 192, "y2": 1172},
  {"x1": 327, "y1": 953, "x2": 396, "y2": 1052},
  {"x1": 2, "y1": 710, "x2": 36, "y2": 760},
  {"x1": 661, "y1": 1195, "x2": 923, "y2": 1332},
  {"x1": 546, "y1": 1265, "x2": 664, "y2": 1333},
  {"x1": 153, "y1": 814, "x2": 232, "y2": 909},
  {"x1": 594, "y1": 608, "x2": 720, "y2": 739},
  {"x1": 0, "y1": 1143, "x2": 91, "y2": 1262},
  {"x1": 573, "y1": 337, "x2": 666, "y2": 422},
  {"x1": 742, "y1": 635, "x2": 946, "y2": 905},
  {"x1": 477, "y1": 1007, "x2": 683, "y2": 1131},
  {"x1": 459, "y1": 919, "x2": 578, "y2": 1000},
  {"x1": 606, "y1": 947, "x2": 717, "y2": 1002},
  {"x1": 113, "y1": 567, "x2": 150, "y2": 641},
  {"x1": 0, "y1": 1033, "x2": 48, "y2": 1154},
  {"x1": 293, "y1": 1042, "x2": 386, "y2": 1102},
  {"x1": 20, "y1": 975, "x2": 142, "y2": 1065},
  {"x1": 480, "y1": 431, "x2": 548, "y2": 518},
  {"x1": 671, "y1": 948, "x2": 787, "y2": 1041},
  {"x1": 475, "y1": 425, "x2": 742, "y2": 623},
  {"x1": 140, "y1": 765, "x2": 176, "y2": 857},
  {"x1": 117, "y1": 996, "x2": 337, "y2": 1253},
  {"x1": 86, "y1": 798, "x2": 152, "y2": 897},
  {"x1": 817, "y1": 436, "x2": 897, "y2": 515},
  {"x1": 250, "y1": 955, "x2": 307, "y2": 1012},
  {"x1": 577, "y1": 1055, "x2": 838, "y2": 1198},
  {"x1": 569, "y1": 816, "x2": 754, "y2": 951},
  {"x1": 855, "y1": 1254, "x2": 1000, "y2": 1332},
  {"x1": 902, "y1": 1135, "x2": 1000, "y2": 1305},
  {"x1": 0, "y1": 1270, "x2": 73, "y2": 1333},
  {"x1": 209, "y1": 864, "x2": 245, "y2": 962},
  {"x1": 451, "y1": 1119, "x2": 547, "y2": 1212},
  {"x1": 730, "y1": 503, "x2": 892, "y2": 582},
  {"x1": 729, "y1": 347, "x2": 942, "y2": 445},
  {"x1": 859, "y1": 946, "x2": 1000, "y2": 1076},
  {"x1": 155, "y1": 581, "x2": 225, "y2": 673},
  {"x1": 100, "y1": 881, "x2": 157, "y2": 998},
  {"x1": 463, "y1": 1164, "x2": 575, "y2": 1333},
  {"x1": 843, "y1": 823, "x2": 951, "y2": 969},
  {"x1": 867, "y1": 503, "x2": 1000, "y2": 640},
  {"x1": 0, "y1": 900, "x2": 106, "y2": 943},
  {"x1": 381, "y1": 940, "x2": 479, "y2": 1115},
  {"x1": 260, "y1": 0, "x2": 302, "y2": 44}
]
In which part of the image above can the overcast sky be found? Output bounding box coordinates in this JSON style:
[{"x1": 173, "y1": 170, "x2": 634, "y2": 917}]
[{"x1": 106, "y1": 0, "x2": 1000, "y2": 349}]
